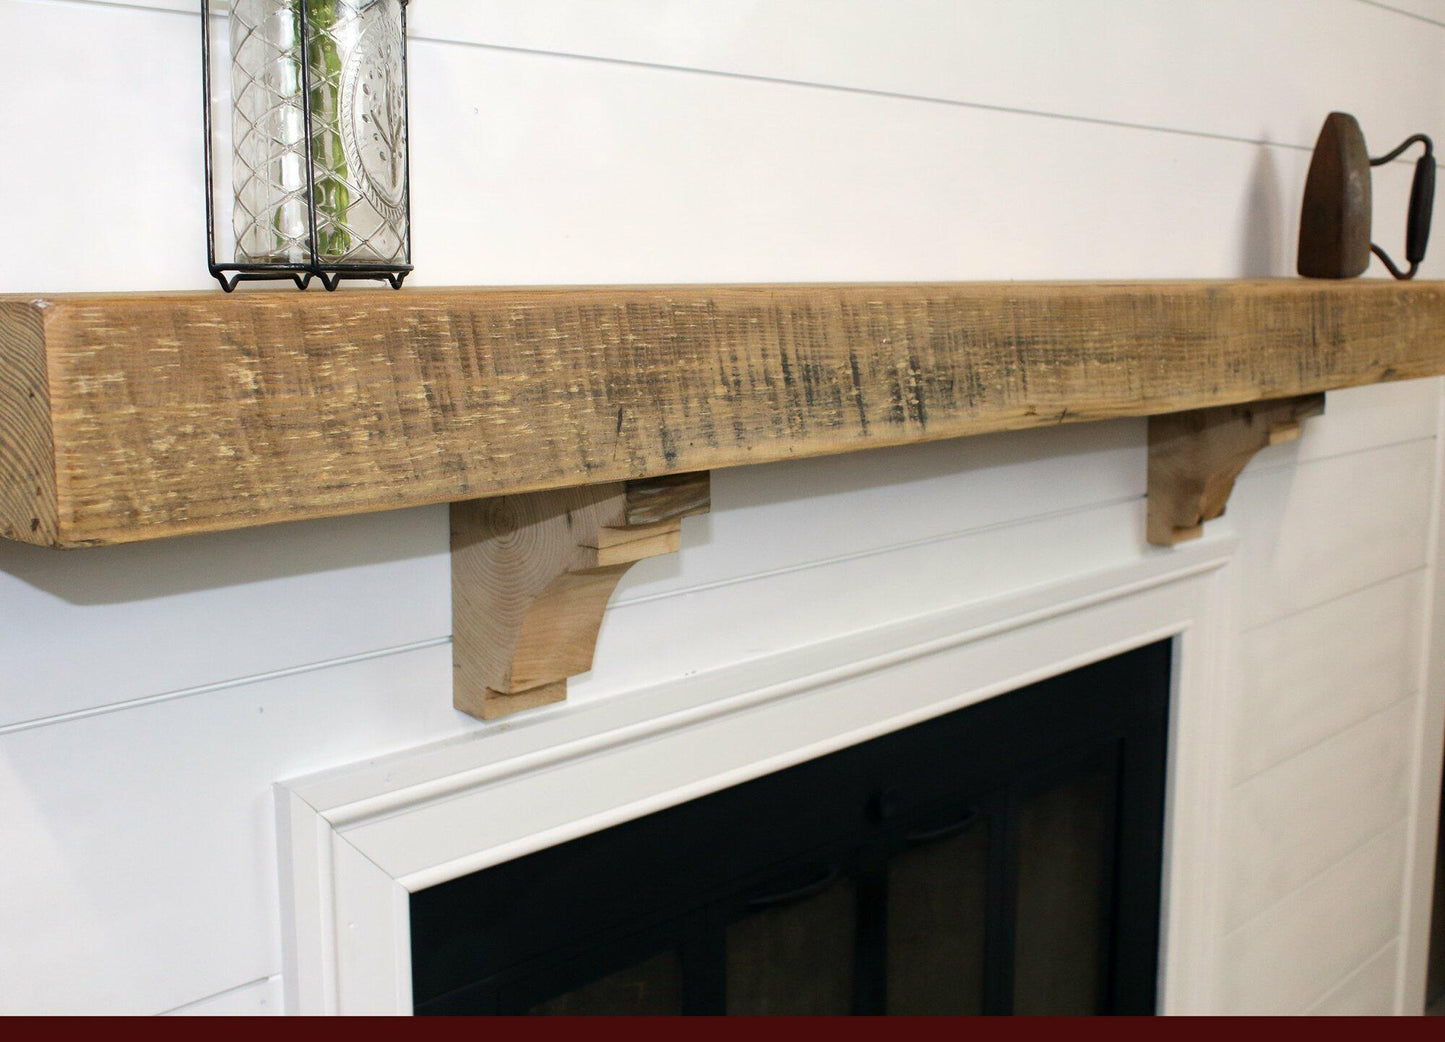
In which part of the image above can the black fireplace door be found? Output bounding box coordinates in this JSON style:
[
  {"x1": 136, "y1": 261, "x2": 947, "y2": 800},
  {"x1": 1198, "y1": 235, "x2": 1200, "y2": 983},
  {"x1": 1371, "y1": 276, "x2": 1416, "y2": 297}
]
[{"x1": 410, "y1": 640, "x2": 1172, "y2": 1016}]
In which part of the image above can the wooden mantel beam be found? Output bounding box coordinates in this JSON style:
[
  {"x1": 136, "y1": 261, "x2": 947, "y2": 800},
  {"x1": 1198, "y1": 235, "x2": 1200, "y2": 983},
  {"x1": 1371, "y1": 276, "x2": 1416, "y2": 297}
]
[{"x1": 3, "y1": 279, "x2": 1445, "y2": 549}]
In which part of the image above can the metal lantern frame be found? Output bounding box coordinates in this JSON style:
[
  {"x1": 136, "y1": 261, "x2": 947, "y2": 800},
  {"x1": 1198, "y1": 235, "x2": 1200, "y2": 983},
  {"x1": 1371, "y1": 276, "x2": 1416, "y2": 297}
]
[{"x1": 201, "y1": 0, "x2": 413, "y2": 291}]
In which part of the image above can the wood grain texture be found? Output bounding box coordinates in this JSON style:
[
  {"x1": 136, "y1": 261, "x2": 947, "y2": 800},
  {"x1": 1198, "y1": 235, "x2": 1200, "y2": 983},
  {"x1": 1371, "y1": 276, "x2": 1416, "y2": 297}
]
[
  {"x1": 451, "y1": 474, "x2": 710, "y2": 721},
  {"x1": 4, "y1": 280, "x2": 1445, "y2": 548},
  {"x1": 451, "y1": 483, "x2": 624, "y2": 719},
  {"x1": 623, "y1": 472, "x2": 711, "y2": 526},
  {"x1": 1147, "y1": 395, "x2": 1326, "y2": 546},
  {"x1": 590, "y1": 521, "x2": 683, "y2": 567},
  {"x1": 0, "y1": 301, "x2": 55, "y2": 546}
]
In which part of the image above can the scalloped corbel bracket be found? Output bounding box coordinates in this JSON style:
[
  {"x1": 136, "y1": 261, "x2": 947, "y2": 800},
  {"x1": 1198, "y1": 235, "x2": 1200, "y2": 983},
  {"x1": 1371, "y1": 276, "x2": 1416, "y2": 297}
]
[
  {"x1": 451, "y1": 472, "x2": 710, "y2": 720},
  {"x1": 1147, "y1": 394, "x2": 1325, "y2": 546}
]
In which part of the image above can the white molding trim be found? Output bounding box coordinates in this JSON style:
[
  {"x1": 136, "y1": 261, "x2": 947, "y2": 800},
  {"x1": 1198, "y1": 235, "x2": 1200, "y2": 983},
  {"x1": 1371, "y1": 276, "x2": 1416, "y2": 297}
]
[
  {"x1": 277, "y1": 537, "x2": 1236, "y2": 1015},
  {"x1": 1398, "y1": 383, "x2": 1445, "y2": 1013}
]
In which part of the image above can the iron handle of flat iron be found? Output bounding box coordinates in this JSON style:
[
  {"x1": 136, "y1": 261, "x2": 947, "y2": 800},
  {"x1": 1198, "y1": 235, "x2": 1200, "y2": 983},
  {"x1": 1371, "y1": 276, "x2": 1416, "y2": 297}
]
[
  {"x1": 1370, "y1": 134, "x2": 1434, "y2": 279},
  {"x1": 1406, "y1": 152, "x2": 1434, "y2": 266}
]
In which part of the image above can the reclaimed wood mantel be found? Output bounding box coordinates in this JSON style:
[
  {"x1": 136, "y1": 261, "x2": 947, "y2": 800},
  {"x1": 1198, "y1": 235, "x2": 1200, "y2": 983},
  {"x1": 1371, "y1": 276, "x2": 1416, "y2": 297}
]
[
  {"x1": 5, "y1": 278, "x2": 1445, "y2": 549},
  {"x1": 4, "y1": 278, "x2": 1444, "y2": 717}
]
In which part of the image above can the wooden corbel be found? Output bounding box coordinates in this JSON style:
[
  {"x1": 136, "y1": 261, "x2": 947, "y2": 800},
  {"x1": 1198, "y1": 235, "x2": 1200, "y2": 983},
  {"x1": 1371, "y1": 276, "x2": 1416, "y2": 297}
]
[
  {"x1": 451, "y1": 472, "x2": 710, "y2": 720},
  {"x1": 1147, "y1": 394, "x2": 1325, "y2": 546}
]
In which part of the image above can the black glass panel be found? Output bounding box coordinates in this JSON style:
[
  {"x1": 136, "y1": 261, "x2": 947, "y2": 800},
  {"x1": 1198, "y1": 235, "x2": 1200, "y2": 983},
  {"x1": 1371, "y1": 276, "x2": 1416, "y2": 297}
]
[
  {"x1": 1013, "y1": 765, "x2": 1112, "y2": 1014},
  {"x1": 528, "y1": 951, "x2": 684, "y2": 1016},
  {"x1": 726, "y1": 879, "x2": 857, "y2": 1015},
  {"x1": 886, "y1": 822, "x2": 988, "y2": 1014}
]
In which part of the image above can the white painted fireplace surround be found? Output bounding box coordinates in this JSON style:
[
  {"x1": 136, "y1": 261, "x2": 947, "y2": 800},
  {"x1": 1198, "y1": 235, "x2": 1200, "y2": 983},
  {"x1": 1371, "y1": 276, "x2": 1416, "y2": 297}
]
[
  {"x1": 280, "y1": 539, "x2": 1237, "y2": 1013},
  {"x1": 3, "y1": 0, "x2": 1445, "y2": 1017}
]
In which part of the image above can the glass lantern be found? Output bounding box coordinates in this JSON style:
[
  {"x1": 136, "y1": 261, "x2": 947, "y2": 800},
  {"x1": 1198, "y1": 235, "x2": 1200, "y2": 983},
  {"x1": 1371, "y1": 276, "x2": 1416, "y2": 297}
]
[{"x1": 202, "y1": 0, "x2": 412, "y2": 290}]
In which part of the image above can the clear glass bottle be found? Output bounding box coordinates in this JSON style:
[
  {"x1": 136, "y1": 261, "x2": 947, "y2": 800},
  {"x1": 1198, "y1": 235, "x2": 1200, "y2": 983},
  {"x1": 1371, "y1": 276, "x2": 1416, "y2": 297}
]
[{"x1": 230, "y1": 0, "x2": 409, "y2": 265}]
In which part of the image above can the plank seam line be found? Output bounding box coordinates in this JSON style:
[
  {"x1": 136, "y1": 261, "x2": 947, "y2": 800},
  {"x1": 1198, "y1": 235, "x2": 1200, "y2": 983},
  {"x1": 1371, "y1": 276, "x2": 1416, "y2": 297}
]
[
  {"x1": 610, "y1": 492, "x2": 1143, "y2": 609},
  {"x1": 1236, "y1": 433, "x2": 1439, "y2": 482},
  {"x1": 1220, "y1": 815, "x2": 1408, "y2": 944},
  {"x1": 1352, "y1": 0, "x2": 1445, "y2": 29},
  {"x1": 1239, "y1": 432, "x2": 1438, "y2": 480},
  {"x1": 0, "y1": 635, "x2": 453, "y2": 737},
  {"x1": 1229, "y1": 687, "x2": 1418, "y2": 789},
  {"x1": 1305, "y1": 937, "x2": 1400, "y2": 1014},
  {"x1": 1237, "y1": 565, "x2": 1428, "y2": 636},
  {"x1": 417, "y1": 33, "x2": 1331, "y2": 155},
  {"x1": 404, "y1": 38, "x2": 1435, "y2": 170},
  {"x1": 158, "y1": 974, "x2": 279, "y2": 1016}
]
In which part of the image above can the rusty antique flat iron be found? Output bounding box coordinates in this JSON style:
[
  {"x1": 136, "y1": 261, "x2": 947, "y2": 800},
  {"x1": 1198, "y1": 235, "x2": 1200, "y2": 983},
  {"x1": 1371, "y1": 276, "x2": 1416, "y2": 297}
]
[{"x1": 1298, "y1": 111, "x2": 1435, "y2": 279}]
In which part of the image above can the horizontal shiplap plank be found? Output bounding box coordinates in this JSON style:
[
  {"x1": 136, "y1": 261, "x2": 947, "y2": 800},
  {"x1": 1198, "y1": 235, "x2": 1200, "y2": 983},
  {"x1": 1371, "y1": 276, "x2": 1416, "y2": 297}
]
[
  {"x1": 0, "y1": 1, "x2": 201, "y2": 292},
  {"x1": 1250, "y1": 380, "x2": 1443, "y2": 472},
  {"x1": 0, "y1": 643, "x2": 467, "y2": 1015},
  {"x1": 410, "y1": 0, "x2": 1445, "y2": 155},
  {"x1": 72, "y1": 0, "x2": 1445, "y2": 157},
  {"x1": 1219, "y1": 822, "x2": 1407, "y2": 1014},
  {"x1": 1309, "y1": 941, "x2": 1401, "y2": 1016},
  {"x1": 1231, "y1": 571, "x2": 1425, "y2": 780},
  {"x1": 613, "y1": 420, "x2": 1144, "y2": 606},
  {"x1": 405, "y1": 39, "x2": 1443, "y2": 288},
  {"x1": 1231, "y1": 439, "x2": 1436, "y2": 629},
  {"x1": 577, "y1": 497, "x2": 1151, "y2": 704},
  {"x1": 0, "y1": 506, "x2": 449, "y2": 729},
  {"x1": 1223, "y1": 701, "x2": 1413, "y2": 929}
]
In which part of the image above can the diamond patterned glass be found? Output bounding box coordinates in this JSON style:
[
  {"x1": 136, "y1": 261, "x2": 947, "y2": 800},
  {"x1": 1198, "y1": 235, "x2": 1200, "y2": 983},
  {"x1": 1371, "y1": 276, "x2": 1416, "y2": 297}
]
[{"x1": 230, "y1": 0, "x2": 408, "y2": 266}]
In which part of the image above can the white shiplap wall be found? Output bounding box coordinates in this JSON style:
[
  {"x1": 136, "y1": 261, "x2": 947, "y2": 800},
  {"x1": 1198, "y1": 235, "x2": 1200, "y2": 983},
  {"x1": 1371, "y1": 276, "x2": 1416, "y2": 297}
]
[{"x1": 1, "y1": 0, "x2": 1442, "y2": 1015}]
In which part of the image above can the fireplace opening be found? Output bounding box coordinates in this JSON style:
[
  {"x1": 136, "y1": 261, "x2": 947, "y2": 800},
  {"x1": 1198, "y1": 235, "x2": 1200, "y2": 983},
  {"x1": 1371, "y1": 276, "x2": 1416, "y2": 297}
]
[{"x1": 410, "y1": 640, "x2": 1172, "y2": 1015}]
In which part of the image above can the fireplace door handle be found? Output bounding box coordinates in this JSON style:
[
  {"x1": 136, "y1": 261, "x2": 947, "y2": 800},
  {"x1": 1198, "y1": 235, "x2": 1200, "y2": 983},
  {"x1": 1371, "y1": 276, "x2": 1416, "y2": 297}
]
[
  {"x1": 745, "y1": 864, "x2": 841, "y2": 909},
  {"x1": 905, "y1": 809, "x2": 978, "y2": 846}
]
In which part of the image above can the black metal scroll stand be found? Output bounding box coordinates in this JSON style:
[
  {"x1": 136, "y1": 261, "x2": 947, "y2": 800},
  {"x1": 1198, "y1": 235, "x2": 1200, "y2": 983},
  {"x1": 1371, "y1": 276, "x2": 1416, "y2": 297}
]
[{"x1": 1297, "y1": 111, "x2": 1434, "y2": 280}]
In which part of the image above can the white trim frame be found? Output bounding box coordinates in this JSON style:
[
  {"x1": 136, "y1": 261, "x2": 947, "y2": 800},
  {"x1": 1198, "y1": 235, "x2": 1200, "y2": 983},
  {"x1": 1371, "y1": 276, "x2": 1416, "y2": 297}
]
[
  {"x1": 1398, "y1": 385, "x2": 1445, "y2": 1013},
  {"x1": 277, "y1": 537, "x2": 1236, "y2": 1015}
]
